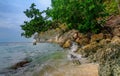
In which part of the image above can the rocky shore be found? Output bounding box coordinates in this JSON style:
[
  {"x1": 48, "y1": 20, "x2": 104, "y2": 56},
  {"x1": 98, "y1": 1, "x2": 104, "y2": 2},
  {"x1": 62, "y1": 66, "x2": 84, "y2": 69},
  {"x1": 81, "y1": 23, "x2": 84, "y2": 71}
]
[{"x1": 34, "y1": 15, "x2": 120, "y2": 76}]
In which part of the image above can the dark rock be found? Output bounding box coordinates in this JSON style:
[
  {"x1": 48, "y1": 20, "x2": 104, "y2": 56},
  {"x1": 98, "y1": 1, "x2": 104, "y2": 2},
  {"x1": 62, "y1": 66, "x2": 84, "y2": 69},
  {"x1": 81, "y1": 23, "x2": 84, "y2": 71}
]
[
  {"x1": 70, "y1": 54, "x2": 77, "y2": 59},
  {"x1": 33, "y1": 42, "x2": 37, "y2": 45},
  {"x1": 9, "y1": 58, "x2": 32, "y2": 70}
]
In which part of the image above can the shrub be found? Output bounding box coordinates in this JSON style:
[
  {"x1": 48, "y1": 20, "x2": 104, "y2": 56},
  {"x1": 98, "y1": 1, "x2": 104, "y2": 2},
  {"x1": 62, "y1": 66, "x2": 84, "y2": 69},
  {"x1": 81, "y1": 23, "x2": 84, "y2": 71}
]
[{"x1": 48, "y1": 0, "x2": 107, "y2": 33}]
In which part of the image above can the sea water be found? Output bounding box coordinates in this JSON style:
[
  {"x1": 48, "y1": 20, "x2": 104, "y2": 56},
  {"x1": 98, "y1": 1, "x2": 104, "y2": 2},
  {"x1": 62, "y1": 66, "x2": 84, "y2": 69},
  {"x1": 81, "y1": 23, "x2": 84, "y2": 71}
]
[{"x1": 0, "y1": 42, "x2": 64, "y2": 76}]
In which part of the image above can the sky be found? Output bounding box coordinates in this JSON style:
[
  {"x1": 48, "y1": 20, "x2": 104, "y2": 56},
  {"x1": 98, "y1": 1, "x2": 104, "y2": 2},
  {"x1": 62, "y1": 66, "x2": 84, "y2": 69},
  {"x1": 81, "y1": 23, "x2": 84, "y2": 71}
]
[{"x1": 0, "y1": 0, "x2": 51, "y2": 42}]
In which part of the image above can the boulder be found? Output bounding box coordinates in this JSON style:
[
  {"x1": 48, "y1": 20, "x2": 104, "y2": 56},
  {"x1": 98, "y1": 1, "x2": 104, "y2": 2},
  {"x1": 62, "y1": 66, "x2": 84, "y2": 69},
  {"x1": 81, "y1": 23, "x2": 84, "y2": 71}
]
[
  {"x1": 104, "y1": 34, "x2": 112, "y2": 39},
  {"x1": 99, "y1": 39, "x2": 111, "y2": 45},
  {"x1": 73, "y1": 32, "x2": 79, "y2": 40},
  {"x1": 33, "y1": 41, "x2": 37, "y2": 45},
  {"x1": 111, "y1": 36, "x2": 120, "y2": 44},
  {"x1": 62, "y1": 39, "x2": 71, "y2": 48},
  {"x1": 76, "y1": 37, "x2": 89, "y2": 46},
  {"x1": 10, "y1": 59, "x2": 31, "y2": 70},
  {"x1": 105, "y1": 15, "x2": 120, "y2": 27},
  {"x1": 78, "y1": 42, "x2": 99, "y2": 58},
  {"x1": 113, "y1": 27, "x2": 120, "y2": 36},
  {"x1": 58, "y1": 36, "x2": 66, "y2": 44},
  {"x1": 90, "y1": 33, "x2": 104, "y2": 42}
]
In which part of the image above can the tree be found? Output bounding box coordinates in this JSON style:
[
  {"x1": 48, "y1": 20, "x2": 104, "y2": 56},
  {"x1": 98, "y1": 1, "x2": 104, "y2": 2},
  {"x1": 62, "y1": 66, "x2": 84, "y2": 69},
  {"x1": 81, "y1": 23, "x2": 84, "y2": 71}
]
[
  {"x1": 21, "y1": 3, "x2": 47, "y2": 38},
  {"x1": 21, "y1": 0, "x2": 108, "y2": 38},
  {"x1": 47, "y1": 0, "x2": 107, "y2": 33},
  {"x1": 46, "y1": 0, "x2": 82, "y2": 29}
]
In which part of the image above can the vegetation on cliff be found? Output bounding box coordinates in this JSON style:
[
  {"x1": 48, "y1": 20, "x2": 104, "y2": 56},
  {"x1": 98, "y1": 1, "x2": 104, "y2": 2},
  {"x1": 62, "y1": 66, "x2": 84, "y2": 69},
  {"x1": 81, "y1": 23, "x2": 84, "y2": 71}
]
[
  {"x1": 21, "y1": 0, "x2": 120, "y2": 76},
  {"x1": 21, "y1": 0, "x2": 115, "y2": 38},
  {"x1": 21, "y1": 3, "x2": 51, "y2": 38}
]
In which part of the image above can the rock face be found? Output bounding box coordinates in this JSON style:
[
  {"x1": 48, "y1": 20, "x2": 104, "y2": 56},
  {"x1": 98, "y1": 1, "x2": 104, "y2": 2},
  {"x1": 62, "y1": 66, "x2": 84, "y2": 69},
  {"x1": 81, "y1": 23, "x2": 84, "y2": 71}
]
[
  {"x1": 105, "y1": 15, "x2": 120, "y2": 37},
  {"x1": 90, "y1": 33, "x2": 104, "y2": 42},
  {"x1": 34, "y1": 16, "x2": 120, "y2": 76},
  {"x1": 63, "y1": 39, "x2": 71, "y2": 48},
  {"x1": 37, "y1": 27, "x2": 120, "y2": 76},
  {"x1": 106, "y1": 15, "x2": 120, "y2": 27},
  {"x1": 78, "y1": 36, "x2": 120, "y2": 76},
  {"x1": 113, "y1": 27, "x2": 120, "y2": 36}
]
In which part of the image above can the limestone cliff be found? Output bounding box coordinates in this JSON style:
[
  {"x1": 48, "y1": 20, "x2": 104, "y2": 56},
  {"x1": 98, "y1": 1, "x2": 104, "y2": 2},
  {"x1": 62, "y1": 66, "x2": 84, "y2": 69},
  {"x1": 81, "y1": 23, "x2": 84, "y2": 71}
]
[{"x1": 34, "y1": 15, "x2": 120, "y2": 76}]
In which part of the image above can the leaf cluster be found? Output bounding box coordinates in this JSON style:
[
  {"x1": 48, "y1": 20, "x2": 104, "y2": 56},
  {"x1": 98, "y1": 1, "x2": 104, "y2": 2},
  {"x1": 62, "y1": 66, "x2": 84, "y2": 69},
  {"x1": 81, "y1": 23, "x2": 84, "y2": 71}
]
[
  {"x1": 21, "y1": 3, "x2": 50, "y2": 38},
  {"x1": 47, "y1": 0, "x2": 107, "y2": 33},
  {"x1": 104, "y1": 0, "x2": 118, "y2": 15},
  {"x1": 21, "y1": 0, "x2": 109, "y2": 38}
]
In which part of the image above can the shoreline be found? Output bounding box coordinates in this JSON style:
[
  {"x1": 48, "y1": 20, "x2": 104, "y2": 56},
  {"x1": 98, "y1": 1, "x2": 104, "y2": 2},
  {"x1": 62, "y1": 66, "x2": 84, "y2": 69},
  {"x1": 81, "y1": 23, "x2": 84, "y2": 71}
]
[{"x1": 33, "y1": 15, "x2": 120, "y2": 75}]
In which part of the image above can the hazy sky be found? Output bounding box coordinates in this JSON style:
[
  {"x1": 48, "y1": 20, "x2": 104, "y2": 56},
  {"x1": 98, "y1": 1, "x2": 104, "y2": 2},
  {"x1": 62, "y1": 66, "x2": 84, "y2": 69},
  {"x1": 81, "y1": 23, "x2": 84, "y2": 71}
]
[{"x1": 0, "y1": 0, "x2": 51, "y2": 42}]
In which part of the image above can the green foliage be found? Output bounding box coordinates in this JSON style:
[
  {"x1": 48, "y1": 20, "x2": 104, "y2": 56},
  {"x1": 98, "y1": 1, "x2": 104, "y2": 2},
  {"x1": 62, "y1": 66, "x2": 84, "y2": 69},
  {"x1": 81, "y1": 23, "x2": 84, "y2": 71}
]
[
  {"x1": 79, "y1": 0, "x2": 107, "y2": 33},
  {"x1": 21, "y1": 0, "x2": 109, "y2": 38},
  {"x1": 47, "y1": 0, "x2": 107, "y2": 33},
  {"x1": 47, "y1": 0, "x2": 83, "y2": 29},
  {"x1": 104, "y1": 0, "x2": 118, "y2": 15},
  {"x1": 21, "y1": 3, "x2": 49, "y2": 38}
]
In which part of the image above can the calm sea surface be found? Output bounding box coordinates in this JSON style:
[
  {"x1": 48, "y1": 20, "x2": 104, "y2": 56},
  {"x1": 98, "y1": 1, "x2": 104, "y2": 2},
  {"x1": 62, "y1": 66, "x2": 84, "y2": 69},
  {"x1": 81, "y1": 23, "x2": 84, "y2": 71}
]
[{"x1": 0, "y1": 42, "x2": 64, "y2": 76}]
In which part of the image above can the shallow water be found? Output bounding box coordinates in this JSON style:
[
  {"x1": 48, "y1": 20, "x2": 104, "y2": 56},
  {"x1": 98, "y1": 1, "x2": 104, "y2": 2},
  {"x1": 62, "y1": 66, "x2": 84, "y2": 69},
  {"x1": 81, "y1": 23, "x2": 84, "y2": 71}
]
[
  {"x1": 0, "y1": 42, "x2": 98, "y2": 76},
  {"x1": 0, "y1": 42, "x2": 64, "y2": 76}
]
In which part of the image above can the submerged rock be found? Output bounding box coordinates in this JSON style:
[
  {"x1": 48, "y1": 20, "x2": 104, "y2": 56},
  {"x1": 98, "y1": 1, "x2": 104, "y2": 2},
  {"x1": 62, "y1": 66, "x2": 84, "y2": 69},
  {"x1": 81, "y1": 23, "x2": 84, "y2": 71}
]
[{"x1": 10, "y1": 58, "x2": 32, "y2": 70}]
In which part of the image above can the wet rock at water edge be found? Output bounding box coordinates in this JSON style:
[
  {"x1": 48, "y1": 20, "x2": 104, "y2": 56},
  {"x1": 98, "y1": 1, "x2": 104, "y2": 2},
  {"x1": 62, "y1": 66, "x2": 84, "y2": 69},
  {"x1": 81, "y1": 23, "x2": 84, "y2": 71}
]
[
  {"x1": 9, "y1": 58, "x2": 32, "y2": 70},
  {"x1": 62, "y1": 39, "x2": 71, "y2": 48}
]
